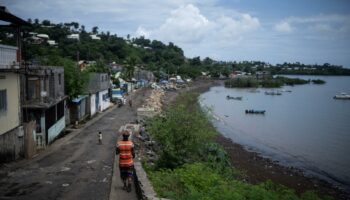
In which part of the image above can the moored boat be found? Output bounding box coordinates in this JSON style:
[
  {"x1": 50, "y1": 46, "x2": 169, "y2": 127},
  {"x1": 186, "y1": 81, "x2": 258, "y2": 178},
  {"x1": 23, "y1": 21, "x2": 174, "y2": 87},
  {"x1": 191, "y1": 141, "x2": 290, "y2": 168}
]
[
  {"x1": 227, "y1": 95, "x2": 243, "y2": 100},
  {"x1": 265, "y1": 91, "x2": 282, "y2": 95},
  {"x1": 245, "y1": 109, "x2": 266, "y2": 114},
  {"x1": 334, "y1": 92, "x2": 350, "y2": 99}
]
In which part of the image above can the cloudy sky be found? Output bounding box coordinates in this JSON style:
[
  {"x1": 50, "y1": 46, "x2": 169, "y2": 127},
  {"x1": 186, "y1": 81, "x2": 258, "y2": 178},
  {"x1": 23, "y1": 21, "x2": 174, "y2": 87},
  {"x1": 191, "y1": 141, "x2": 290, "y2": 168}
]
[{"x1": 2, "y1": 0, "x2": 350, "y2": 67}]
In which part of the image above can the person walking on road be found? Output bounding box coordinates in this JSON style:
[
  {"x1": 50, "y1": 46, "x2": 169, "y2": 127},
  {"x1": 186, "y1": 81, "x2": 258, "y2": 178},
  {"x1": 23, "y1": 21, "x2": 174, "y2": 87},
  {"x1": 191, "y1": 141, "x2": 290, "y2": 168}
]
[
  {"x1": 116, "y1": 130, "x2": 135, "y2": 192},
  {"x1": 128, "y1": 98, "x2": 132, "y2": 107}
]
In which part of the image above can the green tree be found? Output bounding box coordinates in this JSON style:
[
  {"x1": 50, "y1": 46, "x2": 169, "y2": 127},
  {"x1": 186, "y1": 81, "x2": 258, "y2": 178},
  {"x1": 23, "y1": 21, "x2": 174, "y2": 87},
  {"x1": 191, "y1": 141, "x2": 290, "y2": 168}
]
[
  {"x1": 122, "y1": 56, "x2": 139, "y2": 81},
  {"x1": 92, "y1": 26, "x2": 99, "y2": 34}
]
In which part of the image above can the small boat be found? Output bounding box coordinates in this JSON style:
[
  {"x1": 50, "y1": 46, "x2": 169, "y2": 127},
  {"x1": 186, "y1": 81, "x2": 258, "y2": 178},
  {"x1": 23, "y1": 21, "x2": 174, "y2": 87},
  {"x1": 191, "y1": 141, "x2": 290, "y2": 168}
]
[
  {"x1": 226, "y1": 95, "x2": 243, "y2": 100},
  {"x1": 265, "y1": 91, "x2": 282, "y2": 95},
  {"x1": 245, "y1": 109, "x2": 266, "y2": 114},
  {"x1": 334, "y1": 93, "x2": 350, "y2": 99},
  {"x1": 280, "y1": 89, "x2": 292, "y2": 93}
]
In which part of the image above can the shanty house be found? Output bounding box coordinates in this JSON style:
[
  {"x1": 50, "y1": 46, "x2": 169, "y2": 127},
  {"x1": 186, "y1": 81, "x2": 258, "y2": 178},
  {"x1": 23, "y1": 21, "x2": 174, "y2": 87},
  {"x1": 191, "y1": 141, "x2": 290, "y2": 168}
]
[
  {"x1": 86, "y1": 73, "x2": 111, "y2": 114},
  {"x1": 22, "y1": 65, "x2": 67, "y2": 147}
]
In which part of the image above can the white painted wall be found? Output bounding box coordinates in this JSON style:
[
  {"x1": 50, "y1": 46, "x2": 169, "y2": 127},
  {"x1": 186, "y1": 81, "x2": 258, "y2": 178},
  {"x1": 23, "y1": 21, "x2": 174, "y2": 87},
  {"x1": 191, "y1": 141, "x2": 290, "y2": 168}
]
[
  {"x1": 99, "y1": 89, "x2": 111, "y2": 111},
  {"x1": 90, "y1": 94, "x2": 96, "y2": 116},
  {"x1": 0, "y1": 73, "x2": 20, "y2": 135}
]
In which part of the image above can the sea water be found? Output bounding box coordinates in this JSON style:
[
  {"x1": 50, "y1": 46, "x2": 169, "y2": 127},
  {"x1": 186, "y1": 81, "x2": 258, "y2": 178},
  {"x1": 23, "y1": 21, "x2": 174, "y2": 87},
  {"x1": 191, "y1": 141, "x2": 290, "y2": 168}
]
[{"x1": 200, "y1": 76, "x2": 350, "y2": 192}]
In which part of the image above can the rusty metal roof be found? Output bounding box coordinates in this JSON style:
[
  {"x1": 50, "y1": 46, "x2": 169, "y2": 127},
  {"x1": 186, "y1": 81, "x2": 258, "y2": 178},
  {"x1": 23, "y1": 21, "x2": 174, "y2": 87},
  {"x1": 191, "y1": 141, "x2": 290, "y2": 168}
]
[{"x1": 0, "y1": 6, "x2": 30, "y2": 26}]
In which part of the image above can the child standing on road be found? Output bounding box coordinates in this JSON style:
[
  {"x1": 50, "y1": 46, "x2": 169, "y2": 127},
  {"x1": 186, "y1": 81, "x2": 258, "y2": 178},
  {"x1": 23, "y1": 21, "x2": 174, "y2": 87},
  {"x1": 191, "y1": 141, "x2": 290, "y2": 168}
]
[{"x1": 98, "y1": 131, "x2": 102, "y2": 144}]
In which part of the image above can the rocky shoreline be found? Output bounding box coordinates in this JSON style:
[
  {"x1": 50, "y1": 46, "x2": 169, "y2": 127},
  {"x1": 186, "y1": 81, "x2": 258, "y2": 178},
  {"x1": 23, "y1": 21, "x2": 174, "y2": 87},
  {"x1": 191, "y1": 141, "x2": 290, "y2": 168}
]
[{"x1": 163, "y1": 79, "x2": 349, "y2": 200}]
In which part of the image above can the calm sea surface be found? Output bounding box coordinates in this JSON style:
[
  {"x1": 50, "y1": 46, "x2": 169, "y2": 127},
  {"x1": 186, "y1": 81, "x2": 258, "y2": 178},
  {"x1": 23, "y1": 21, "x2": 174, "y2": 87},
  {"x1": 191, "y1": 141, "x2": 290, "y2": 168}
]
[{"x1": 200, "y1": 76, "x2": 350, "y2": 191}]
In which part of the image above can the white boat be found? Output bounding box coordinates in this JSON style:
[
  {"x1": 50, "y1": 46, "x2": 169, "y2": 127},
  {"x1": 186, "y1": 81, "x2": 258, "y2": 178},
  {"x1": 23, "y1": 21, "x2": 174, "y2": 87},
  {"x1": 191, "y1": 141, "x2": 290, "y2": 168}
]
[{"x1": 334, "y1": 92, "x2": 350, "y2": 99}]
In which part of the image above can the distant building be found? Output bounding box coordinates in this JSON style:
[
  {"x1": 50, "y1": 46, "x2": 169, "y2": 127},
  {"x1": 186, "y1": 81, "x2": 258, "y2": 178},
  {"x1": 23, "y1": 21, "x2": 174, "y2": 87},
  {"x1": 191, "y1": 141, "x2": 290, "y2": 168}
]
[
  {"x1": 47, "y1": 40, "x2": 57, "y2": 46},
  {"x1": 67, "y1": 34, "x2": 79, "y2": 40},
  {"x1": 229, "y1": 71, "x2": 247, "y2": 79},
  {"x1": 134, "y1": 68, "x2": 155, "y2": 82},
  {"x1": 86, "y1": 73, "x2": 111, "y2": 113},
  {"x1": 36, "y1": 34, "x2": 49, "y2": 40},
  {"x1": 69, "y1": 73, "x2": 111, "y2": 123},
  {"x1": 256, "y1": 71, "x2": 271, "y2": 79},
  {"x1": 109, "y1": 62, "x2": 123, "y2": 73},
  {"x1": 78, "y1": 60, "x2": 96, "y2": 71},
  {"x1": 90, "y1": 34, "x2": 101, "y2": 40}
]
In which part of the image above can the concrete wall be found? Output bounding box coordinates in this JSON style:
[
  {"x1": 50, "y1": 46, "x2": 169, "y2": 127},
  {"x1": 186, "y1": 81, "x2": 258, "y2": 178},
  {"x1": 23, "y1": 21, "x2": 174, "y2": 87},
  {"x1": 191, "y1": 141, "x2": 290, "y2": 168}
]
[
  {"x1": 86, "y1": 73, "x2": 110, "y2": 93},
  {"x1": 51, "y1": 68, "x2": 65, "y2": 98},
  {"x1": 0, "y1": 126, "x2": 24, "y2": 163},
  {"x1": 24, "y1": 66, "x2": 65, "y2": 104},
  {"x1": 0, "y1": 72, "x2": 21, "y2": 135}
]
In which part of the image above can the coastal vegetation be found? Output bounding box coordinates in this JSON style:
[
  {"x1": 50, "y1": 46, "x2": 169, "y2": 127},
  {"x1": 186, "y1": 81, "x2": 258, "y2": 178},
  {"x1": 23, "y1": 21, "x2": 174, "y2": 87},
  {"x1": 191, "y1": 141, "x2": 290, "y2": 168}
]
[
  {"x1": 230, "y1": 61, "x2": 350, "y2": 76},
  {"x1": 224, "y1": 76, "x2": 312, "y2": 88},
  {"x1": 145, "y1": 92, "x2": 331, "y2": 200},
  {"x1": 224, "y1": 78, "x2": 259, "y2": 88},
  {"x1": 312, "y1": 79, "x2": 326, "y2": 84},
  {"x1": 275, "y1": 76, "x2": 310, "y2": 86}
]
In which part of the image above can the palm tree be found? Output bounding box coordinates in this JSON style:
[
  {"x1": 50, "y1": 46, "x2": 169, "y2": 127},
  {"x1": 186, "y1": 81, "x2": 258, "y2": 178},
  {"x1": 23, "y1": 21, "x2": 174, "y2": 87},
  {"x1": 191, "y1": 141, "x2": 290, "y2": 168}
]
[{"x1": 123, "y1": 56, "x2": 138, "y2": 81}]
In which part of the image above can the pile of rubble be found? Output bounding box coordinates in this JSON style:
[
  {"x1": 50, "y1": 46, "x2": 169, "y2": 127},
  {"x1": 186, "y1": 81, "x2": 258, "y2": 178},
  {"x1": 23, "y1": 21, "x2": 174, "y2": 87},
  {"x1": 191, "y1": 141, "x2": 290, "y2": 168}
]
[
  {"x1": 137, "y1": 89, "x2": 165, "y2": 121},
  {"x1": 144, "y1": 89, "x2": 165, "y2": 113}
]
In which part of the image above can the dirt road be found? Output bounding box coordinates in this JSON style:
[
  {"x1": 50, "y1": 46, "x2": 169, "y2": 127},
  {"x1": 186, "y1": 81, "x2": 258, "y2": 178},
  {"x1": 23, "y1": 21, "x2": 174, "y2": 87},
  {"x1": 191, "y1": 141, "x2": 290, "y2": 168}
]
[{"x1": 0, "y1": 88, "x2": 150, "y2": 200}]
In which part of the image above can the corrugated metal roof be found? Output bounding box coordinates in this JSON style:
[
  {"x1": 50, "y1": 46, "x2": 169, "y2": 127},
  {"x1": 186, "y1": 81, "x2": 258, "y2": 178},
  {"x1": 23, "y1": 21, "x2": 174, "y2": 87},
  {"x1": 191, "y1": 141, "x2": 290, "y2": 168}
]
[{"x1": 72, "y1": 95, "x2": 87, "y2": 103}]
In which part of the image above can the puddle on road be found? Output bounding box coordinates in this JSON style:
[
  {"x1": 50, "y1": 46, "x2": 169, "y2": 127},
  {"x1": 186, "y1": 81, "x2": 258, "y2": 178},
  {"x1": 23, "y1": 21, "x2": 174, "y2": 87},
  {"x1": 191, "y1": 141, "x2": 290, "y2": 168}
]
[
  {"x1": 86, "y1": 160, "x2": 96, "y2": 164},
  {"x1": 101, "y1": 177, "x2": 108, "y2": 182},
  {"x1": 60, "y1": 167, "x2": 71, "y2": 172},
  {"x1": 62, "y1": 183, "x2": 70, "y2": 187}
]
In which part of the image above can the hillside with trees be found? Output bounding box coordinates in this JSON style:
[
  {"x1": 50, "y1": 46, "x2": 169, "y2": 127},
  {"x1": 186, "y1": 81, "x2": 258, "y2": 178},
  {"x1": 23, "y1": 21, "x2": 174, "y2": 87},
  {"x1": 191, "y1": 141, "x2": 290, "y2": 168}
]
[
  {"x1": 1, "y1": 19, "x2": 349, "y2": 97},
  {"x1": 1, "y1": 19, "x2": 222, "y2": 79}
]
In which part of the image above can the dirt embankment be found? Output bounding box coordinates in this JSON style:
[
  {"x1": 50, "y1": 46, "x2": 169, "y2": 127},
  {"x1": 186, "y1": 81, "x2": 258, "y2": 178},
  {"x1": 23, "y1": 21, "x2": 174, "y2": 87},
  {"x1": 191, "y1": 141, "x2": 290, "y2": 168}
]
[{"x1": 162, "y1": 79, "x2": 349, "y2": 200}]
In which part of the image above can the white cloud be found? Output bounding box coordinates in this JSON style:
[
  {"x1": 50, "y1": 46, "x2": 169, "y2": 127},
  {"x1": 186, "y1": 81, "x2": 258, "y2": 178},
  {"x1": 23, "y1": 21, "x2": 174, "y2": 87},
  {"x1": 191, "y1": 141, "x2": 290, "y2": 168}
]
[
  {"x1": 275, "y1": 21, "x2": 292, "y2": 33},
  {"x1": 135, "y1": 26, "x2": 150, "y2": 38},
  {"x1": 136, "y1": 4, "x2": 260, "y2": 48},
  {"x1": 276, "y1": 14, "x2": 350, "y2": 33},
  {"x1": 216, "y1": 14, "x2": 260, "y2": 40},
  {"x1": 286, "y1": 14, "x2": 349, "y2": 24},
  {"x1": 150, "y1": 4, "x2": 212, "y2": 43},
  {"x1": 309, "y1": 24, "x2": 333, "y2": 32}
]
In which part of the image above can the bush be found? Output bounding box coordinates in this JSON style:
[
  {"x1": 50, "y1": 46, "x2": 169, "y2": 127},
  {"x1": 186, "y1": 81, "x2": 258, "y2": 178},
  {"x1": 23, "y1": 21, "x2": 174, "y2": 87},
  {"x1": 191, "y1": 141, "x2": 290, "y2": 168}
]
[
  {"x1": 149, "y1": 163, "x2": 330, "y2": 200},
  {"x1": 275, "y1": 76, "x2": 310, "y2": 86},
  {"x1": 147, "y1": 92, "x2": 217, "y2": 169}
]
